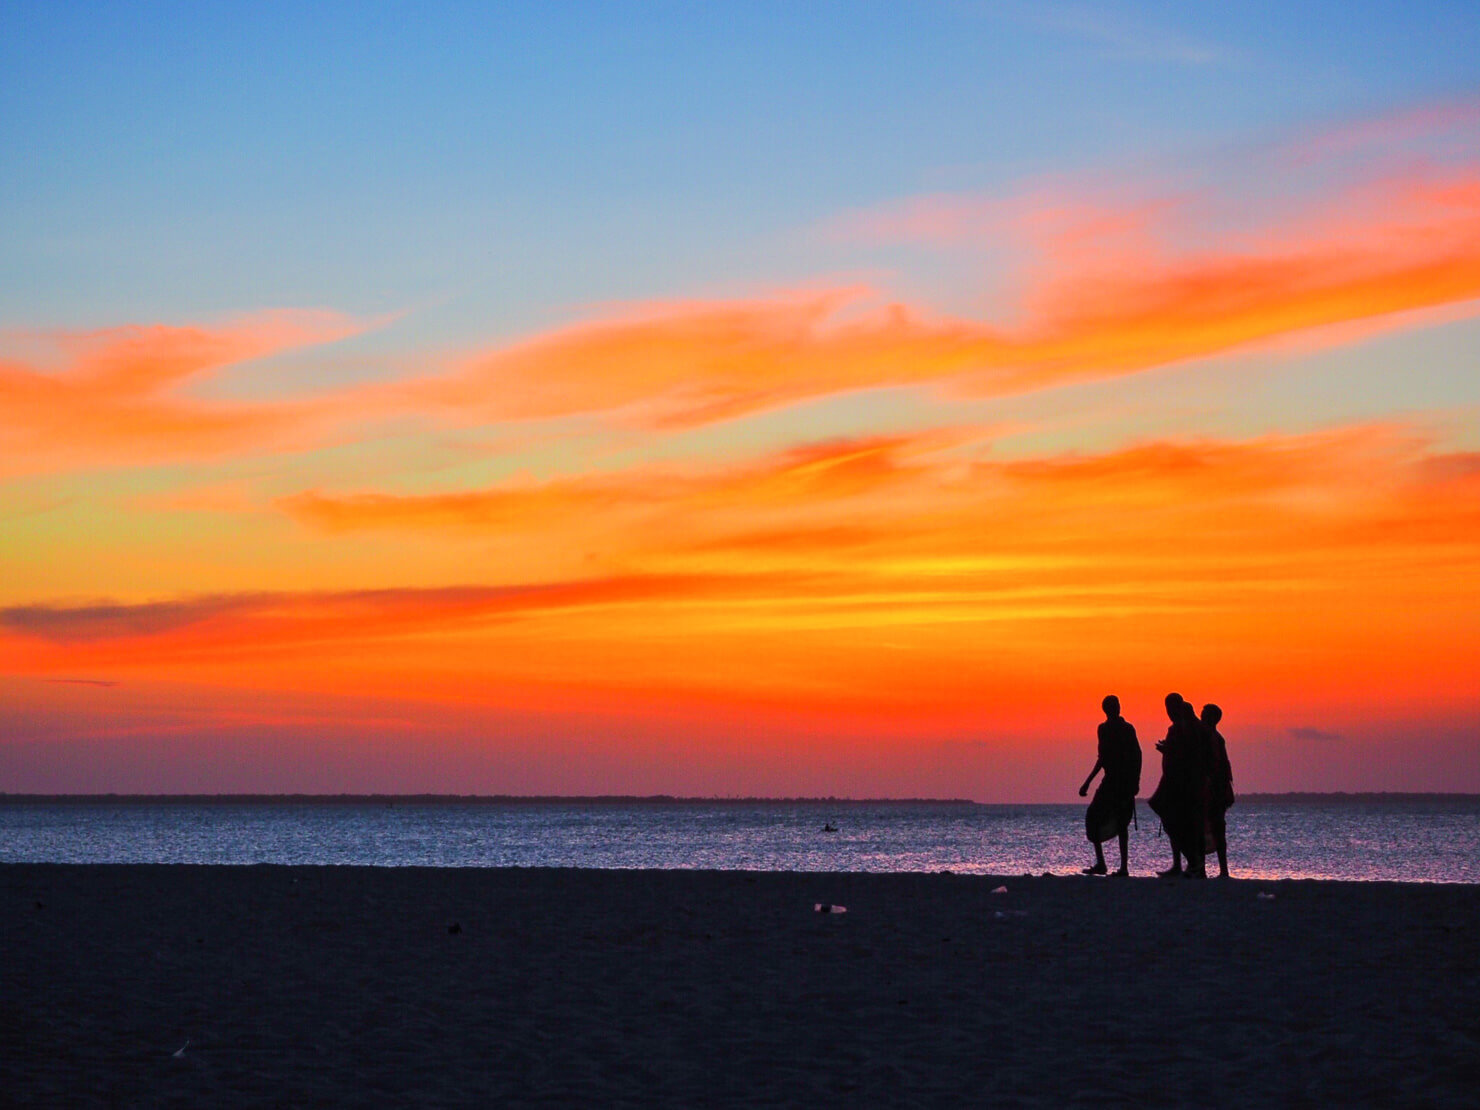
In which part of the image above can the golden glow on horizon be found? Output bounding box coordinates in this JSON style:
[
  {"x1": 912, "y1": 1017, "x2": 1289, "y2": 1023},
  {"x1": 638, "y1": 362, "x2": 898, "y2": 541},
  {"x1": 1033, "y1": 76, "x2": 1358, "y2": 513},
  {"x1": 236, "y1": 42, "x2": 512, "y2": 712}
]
[{"x1": 3, "y1": 425, "x2": 1476, "y2": 724}]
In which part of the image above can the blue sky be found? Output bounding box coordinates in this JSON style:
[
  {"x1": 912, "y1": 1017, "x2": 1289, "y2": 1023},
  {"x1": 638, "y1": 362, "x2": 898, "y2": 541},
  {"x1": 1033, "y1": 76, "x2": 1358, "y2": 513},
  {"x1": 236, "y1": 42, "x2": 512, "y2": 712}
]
[{"x1": 5, "y1": 1, "x2": 1478, "y2": 341}]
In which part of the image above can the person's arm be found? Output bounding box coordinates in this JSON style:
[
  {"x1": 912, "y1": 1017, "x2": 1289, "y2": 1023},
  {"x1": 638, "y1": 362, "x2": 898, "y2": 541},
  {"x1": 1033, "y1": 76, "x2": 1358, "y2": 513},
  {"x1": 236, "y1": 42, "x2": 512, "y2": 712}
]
[{"x1": 1079, "y1": 759, "x2": 1103, "y2": 797}]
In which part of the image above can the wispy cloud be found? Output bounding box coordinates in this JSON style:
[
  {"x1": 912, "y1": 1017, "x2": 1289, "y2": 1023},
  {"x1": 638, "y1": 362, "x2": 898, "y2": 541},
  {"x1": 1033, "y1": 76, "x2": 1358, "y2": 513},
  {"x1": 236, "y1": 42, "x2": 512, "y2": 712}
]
[
  {"x1": 394, "y1": 157, "x2": 1480, "y2": 429},
  {"x1": 1288, "y1": 726, "x2": 1343, "y2": 741},
  {"x1": 0, "y1": 310, "x2": 368, "y2": 477},
  {"x1": 2, "y1": 595, "x2": 269, "y2": 643},
  {"x1": 272, "y1": 423, "x2": 1480, "y2": 580},
  {"x1": 6, "y1": 104, "x2": 1480, "y2": 477},
  {"x1": 6, "y1": 420, "x2": 1478, "y2": 719},
  {"x1": 1276, "y1": 95, "x2": 1480, "y2": 169},
  {"x1": 0, "y1": 577, "x2": 795, "y2": 646},
  {"x1": 991, "y1": 1, "x2": 1233, "y2": 67},
  {"x1": 278, "y1": 432, "x2": 966, "y2": 535}
]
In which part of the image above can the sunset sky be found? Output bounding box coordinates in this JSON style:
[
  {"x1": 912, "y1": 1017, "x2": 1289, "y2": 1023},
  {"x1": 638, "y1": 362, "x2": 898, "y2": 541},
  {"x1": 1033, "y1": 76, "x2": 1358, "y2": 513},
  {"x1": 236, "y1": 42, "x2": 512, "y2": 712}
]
[{"x1": 3, "y1": 3, "x2": 1478, "y2": 797}]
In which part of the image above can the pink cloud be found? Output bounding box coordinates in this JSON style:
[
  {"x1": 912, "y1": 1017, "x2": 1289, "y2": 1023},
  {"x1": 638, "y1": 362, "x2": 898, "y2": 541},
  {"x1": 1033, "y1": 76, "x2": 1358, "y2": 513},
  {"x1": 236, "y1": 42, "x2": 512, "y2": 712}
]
[{"x1": 0, "y1": 310, "x2": 367, "y2": 476}]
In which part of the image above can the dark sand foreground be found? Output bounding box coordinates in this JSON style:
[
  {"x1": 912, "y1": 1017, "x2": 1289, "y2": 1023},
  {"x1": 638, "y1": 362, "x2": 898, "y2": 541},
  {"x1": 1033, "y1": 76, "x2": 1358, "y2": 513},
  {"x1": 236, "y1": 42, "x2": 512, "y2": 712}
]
[{"x1": 3, "y1": 866, "x2": 1478, "y2": 1107}]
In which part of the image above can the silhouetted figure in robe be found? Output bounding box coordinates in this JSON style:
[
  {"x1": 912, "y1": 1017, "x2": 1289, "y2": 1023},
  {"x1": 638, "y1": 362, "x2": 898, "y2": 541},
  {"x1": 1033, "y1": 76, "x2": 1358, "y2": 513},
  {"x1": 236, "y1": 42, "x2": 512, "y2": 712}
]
[
  {"x1": 1178, "y1": 698, "x2": 1212, "y2": 877},
  {"x1": 1079, "y1": 695, "x2": 1141, "y2": 876},
  {"x1": 1202, "y1": 703, "x2": 1234, "y2": 878},
  {"x1": 1148, "y1": 693, "x2": 1186, "y2": 875},
  {"x1": 1148, "y1": 693, "x2": 1210, "y2": 877}
]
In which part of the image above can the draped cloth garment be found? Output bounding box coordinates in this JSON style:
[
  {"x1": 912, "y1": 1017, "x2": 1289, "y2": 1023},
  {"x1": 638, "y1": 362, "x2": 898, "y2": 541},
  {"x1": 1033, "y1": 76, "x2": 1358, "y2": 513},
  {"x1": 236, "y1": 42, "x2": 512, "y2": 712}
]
[{"x1": 1085, "y1": 716, "x2": 1141, "y2": 844}]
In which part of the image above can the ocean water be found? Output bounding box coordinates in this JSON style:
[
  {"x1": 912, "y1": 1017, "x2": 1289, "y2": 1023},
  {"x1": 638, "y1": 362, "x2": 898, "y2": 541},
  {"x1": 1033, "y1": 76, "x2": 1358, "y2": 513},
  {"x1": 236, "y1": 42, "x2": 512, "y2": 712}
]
[{"x1": 1, "y1": 797, "x2": 1477, "y2": 883}]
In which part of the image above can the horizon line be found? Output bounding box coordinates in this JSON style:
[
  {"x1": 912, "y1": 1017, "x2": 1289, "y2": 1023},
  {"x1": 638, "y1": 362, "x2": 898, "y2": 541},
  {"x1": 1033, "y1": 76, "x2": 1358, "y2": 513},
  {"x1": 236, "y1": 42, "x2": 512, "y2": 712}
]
[{"x1": 2, "y1": 791, "x2": 1476, "y2": 805}]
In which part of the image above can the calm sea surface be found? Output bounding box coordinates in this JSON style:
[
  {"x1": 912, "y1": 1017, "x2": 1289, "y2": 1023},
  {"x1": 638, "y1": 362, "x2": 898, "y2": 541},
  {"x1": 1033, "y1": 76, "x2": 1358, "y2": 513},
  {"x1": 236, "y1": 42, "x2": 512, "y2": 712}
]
[{"x1": 1, "y1": 797, "x2": 1476, "y2": 883}]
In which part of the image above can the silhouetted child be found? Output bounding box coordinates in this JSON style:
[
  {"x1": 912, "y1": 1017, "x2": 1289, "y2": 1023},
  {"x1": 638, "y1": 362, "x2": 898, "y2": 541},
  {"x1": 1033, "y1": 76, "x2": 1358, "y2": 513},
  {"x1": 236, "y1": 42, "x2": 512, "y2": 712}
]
[
  {"x1": 1079, "y1": 695, "x2": 1141, "y2": 876},
  {"x1": 1202, "y1": 703, "x2": 1234, "y2": 878}
]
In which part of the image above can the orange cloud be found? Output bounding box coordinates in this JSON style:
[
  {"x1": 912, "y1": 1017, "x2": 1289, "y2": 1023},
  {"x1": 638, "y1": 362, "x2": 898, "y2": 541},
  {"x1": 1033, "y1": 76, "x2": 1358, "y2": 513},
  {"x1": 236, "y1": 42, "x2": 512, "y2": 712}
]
[
  {"x1": 377, "y1": 290, "x2": 999, "y2": 427},
  {"x1": 0, "y1": 576, "x2": 783, "y2": 648},
  {"x1": 8, "y1": 422, "x2": 1474, "y2": 731},
  {"x1": 0, "y1": 310, "x2": 364, "y2": 476},
  {"x1": 278, "y1": 422, "x2": 1450, "y2": 559},
  {"x1": 381, "y1": 164, "x2": 1480, "y2": 428},
  {"x1": 1005, "y1": 173, "x2": 1480, "y2": 378},
  {"x1": 9, "y1": 115, "x2": 1480, "y2": 482},
  {"x1": 277, "y1": 432, "x2": 957, "y2": 536}
]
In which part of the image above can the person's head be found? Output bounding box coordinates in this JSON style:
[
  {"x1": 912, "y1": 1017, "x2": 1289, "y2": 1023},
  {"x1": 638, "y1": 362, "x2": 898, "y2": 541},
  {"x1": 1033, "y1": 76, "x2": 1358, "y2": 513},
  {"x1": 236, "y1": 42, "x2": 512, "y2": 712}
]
[
  {"x1": 1201, "y1": 703, "x2": 1222, "y2": 727},
  {"x1": 1102, "y1": 694, "x2": 1120, "y2": 719},
  {"x1": 1164, "y1": 692, "x2": 1184, "y2": 721}
]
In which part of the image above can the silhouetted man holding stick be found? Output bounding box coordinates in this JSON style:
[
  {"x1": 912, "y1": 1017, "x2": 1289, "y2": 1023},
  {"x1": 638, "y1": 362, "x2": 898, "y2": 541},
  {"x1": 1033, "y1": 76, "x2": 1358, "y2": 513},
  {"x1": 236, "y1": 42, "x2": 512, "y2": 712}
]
[{"x1": 1079, "y1": 695, "x2": 1141, "y2": 876}]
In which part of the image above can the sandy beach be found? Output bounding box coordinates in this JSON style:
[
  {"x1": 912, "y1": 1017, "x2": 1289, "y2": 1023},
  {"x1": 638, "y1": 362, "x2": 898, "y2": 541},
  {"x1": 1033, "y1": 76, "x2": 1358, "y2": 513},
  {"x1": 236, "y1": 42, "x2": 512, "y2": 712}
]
[{"x1": 2, "y1": 865, "x2": 1477, "y2": 1107}]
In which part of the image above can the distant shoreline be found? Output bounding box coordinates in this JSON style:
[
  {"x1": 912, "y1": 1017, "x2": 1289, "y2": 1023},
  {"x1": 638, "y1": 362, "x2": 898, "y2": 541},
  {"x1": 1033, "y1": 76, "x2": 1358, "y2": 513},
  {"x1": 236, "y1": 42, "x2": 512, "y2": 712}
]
[
  {"x1": 1, "y1": 791, "x2": 1475, "y2": 805},
  {"x1": 0, "y1": 793, "x2": 977, "y2": 806}
]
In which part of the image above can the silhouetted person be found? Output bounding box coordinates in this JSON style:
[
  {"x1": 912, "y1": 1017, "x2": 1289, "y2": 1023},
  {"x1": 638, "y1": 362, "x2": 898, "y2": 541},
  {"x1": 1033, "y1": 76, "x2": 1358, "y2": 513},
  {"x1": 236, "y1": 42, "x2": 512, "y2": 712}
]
[
  {"x1": 1079, "y1": 695, "x2": 1141, "y2": 876},
  {"x1": 1148, "y1": 693, "x2": 1209, "y2": 877},
  {"x1": 1177, "y1": 698, "x2": 1211, "y2": 878},
  {"x1": 1202, "y1": 703, "x2": 1234, "y2": 878},
  {"x1": 1148, "y1": 693, "x2": 1185, "y2": 875}
]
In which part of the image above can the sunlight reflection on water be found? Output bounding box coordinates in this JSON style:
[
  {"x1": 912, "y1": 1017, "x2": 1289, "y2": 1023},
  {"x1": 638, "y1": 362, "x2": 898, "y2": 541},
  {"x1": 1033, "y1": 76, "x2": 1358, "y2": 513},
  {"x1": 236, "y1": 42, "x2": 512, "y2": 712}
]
[{"x1": 1, "y1": 798, "x2": 1476, "y2": 882}]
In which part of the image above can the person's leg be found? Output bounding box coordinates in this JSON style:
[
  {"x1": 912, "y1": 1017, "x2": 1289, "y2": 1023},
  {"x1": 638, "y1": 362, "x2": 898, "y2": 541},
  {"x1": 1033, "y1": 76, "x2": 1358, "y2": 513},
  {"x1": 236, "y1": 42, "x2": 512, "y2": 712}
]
[
  {"x1": 1160, "y1": 842, "x2": 1183, "y2": 877},
  {"x1": 1085, "y1": 840, "x2": 1107, "y2": 874},
  {"x1": 1184, "y1": 819, "x2": 1206, "y2": 878},
  {"x1": 1213, "y1": 812, "x2": 1229, "y2": 878},
  {"x1": 1114, "y1": 828, "x2": 1129, "y2": 876}
]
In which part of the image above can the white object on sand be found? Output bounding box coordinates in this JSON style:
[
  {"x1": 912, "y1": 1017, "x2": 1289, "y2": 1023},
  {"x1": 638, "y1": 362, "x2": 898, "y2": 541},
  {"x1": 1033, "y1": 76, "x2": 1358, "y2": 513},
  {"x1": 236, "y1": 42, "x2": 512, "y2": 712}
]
[
  {"x1": 1257, "y1": 892, "x2": 1276, "y2": 901},
  {"x1": 991, "y1": 885, "x2": 1008, "y2": 894},
  {"x1": 172, "y1": 1040, "x2": 189, "y2": 1058},
  {"x1": 813, "y1": 903, "x2": 847, "y2": 914}
]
